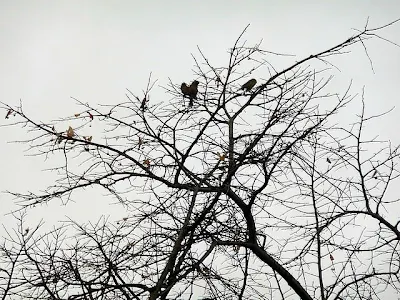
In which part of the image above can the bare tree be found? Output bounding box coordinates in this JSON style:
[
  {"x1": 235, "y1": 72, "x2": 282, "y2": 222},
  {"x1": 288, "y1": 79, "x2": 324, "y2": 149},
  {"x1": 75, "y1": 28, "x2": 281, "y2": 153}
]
[{"x1": 1, "y1": 20, "x2": 400, "y2": 300}]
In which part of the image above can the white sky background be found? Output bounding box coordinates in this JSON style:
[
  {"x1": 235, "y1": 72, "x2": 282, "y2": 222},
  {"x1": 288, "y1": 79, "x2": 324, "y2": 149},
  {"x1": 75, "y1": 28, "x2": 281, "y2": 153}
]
[{"x1": 0, "y1": 1, "x2": 399, "y2": 297}]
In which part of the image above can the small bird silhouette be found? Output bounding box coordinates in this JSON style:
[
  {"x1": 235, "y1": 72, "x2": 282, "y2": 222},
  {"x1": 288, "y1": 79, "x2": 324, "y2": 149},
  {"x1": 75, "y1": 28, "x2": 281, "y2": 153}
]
[
  {"x1": 181, "y1": 80, "x2": 199, "y2": 107},
  {"x1": 240, "y1": 79, "x2": 257, "y2": 92},
  {"x1": 188, "y1": 80, "x2": 199, "y2": 106},
  {"x1": 180, "y1": 83, "x2": 190, "y2": 96}
]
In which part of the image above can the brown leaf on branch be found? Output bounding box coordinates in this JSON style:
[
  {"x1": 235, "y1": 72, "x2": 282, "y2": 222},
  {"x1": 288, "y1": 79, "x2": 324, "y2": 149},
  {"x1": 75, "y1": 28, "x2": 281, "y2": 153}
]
[
  {"x1": 217, "y1": 152, "x2": 226, "y2": 161},
  {"x1": 138, "y1": 137, "x2": 143, "y2": 149},
  {"x1": 5, "y1": 109, "x2": 13, "y2": 119},
  {"x1": 67, "y1": 126, "x2": 74, "y2": 138},
  {"x1": 143, "y1": 159, "x2": 150, "y2": 168}
]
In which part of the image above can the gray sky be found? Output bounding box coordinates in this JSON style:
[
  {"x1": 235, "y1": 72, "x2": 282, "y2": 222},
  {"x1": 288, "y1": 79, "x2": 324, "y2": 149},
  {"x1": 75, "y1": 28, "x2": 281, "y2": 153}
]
[{"x1": 0, "y1": 1, "x2": 399, "y2": 287}]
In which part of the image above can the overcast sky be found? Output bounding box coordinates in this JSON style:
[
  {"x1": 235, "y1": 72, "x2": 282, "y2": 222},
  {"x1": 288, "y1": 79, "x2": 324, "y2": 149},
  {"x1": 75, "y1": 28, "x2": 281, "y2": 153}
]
[{"x1": 0, "y1": 1, "x2": 399, "y2": 245}]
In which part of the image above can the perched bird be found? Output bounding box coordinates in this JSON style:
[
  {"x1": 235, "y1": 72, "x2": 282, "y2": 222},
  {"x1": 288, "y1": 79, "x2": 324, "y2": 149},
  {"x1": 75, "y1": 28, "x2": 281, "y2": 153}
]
[
  {"x1": 181, "y1": 80, "x2": 199, "y2": 107},
  {"x1": 188, "y1": 80, "x2": 199, "y2": 106},
  {"x1": 240, "y1": 78, "x2": 257, "y2": 92},
  {"x1": 180, "y1": 82, "x2": 190, "y2": 96}
]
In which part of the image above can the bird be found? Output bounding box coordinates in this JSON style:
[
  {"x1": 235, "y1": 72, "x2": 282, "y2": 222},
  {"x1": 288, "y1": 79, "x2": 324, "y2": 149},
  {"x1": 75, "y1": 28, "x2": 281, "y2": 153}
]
[
  {"x1": 180, "y1": 82, "x2": 191, "y2": 102},
  {"x1": 181, "y1": 80, "x2": 199, "y2": 107},
  {"x1": 180, "y1": 82, "x2": 191, "y2": 106},
  {"x1": 180, "y1": 82, "x2": 190, "y2": 96},
  {"x1": 240, "y1": 78, "x2": 257, "y2": 92},
  {"x1": 187, "y1": 80, "x2": 199, "y2": 106}
]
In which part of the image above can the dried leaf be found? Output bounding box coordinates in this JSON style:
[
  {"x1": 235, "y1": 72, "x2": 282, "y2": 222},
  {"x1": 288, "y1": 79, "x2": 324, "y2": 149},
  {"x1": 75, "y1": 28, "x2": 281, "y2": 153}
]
[
  {"x1": 67, "y1": 126, "x2": 74, "y2": 138},
  {"x1": 140, "y1": 97, "x2": 147, "y2": 111},
  {"x1": 330, "y1": 254, "x2": 334, "y2": 261},
  {"x1": 138, "y1": 137, "x2": 143, "y2": 149},
  {"x1": 74, "y1": 113, "x2": 80, "y2": 117},
  {"x1": 87, "y1": 136, "x2": 92, "y2": 142},
  {"x1": 143, "y1": 159, "x2": 150, "y2": 167},
  {"x1": 5, "y1": 109, "x2": 12, "y2": 119},
  {"x1": 88, "y1": 112, "x2": 93, "y2": 120}
]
